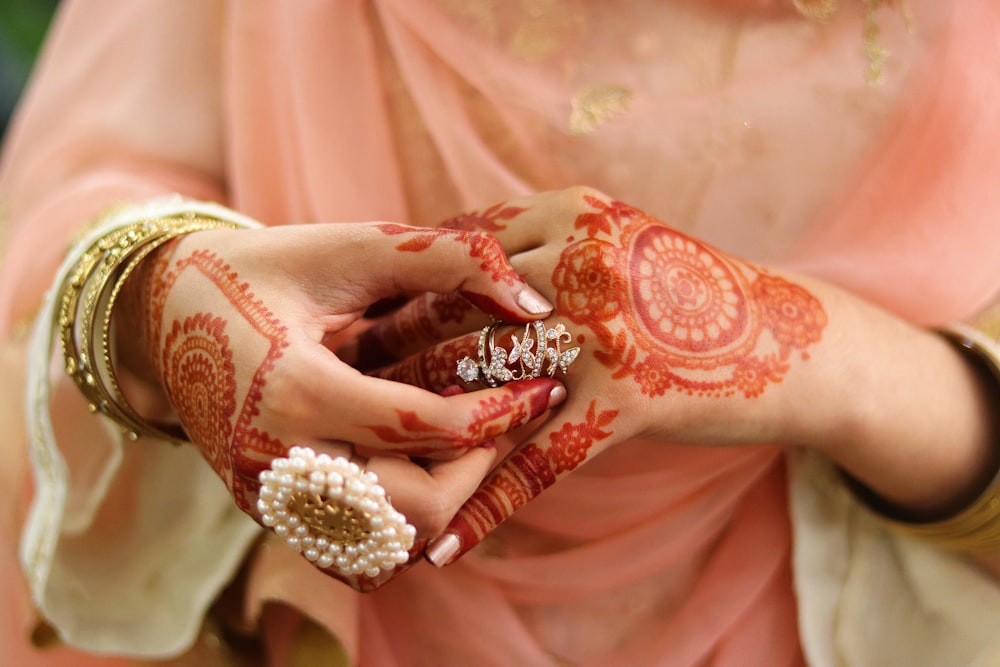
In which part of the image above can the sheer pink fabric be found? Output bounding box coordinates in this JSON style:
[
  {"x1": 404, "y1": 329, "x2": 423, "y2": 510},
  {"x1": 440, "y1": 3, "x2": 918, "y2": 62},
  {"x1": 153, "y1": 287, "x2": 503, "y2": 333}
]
[{"x1": 2, "y1": 0, "x2": 999, "y2": 665}]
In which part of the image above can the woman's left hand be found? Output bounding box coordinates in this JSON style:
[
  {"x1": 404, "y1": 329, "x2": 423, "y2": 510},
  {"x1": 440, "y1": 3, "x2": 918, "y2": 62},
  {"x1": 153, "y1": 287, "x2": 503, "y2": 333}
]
[
  {"x1": 358, "y1": 186, "x2": 1000, "y2": 567},
  {"x1": 356, "y1": 187, "x2": 834, "y2": 564}
]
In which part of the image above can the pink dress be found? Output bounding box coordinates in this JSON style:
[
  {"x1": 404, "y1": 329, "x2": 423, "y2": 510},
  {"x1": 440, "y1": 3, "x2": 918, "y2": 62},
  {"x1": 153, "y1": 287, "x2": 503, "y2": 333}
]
[{"x1": 2, "y1": 1, "x2": 1000, "y2": 665}]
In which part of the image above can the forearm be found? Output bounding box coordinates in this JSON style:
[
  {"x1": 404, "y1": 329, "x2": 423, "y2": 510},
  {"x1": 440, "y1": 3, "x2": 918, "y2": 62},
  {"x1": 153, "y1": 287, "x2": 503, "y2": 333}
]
[{"x1": 792, "y1": 283, "x2": 1000, "y2": 519}]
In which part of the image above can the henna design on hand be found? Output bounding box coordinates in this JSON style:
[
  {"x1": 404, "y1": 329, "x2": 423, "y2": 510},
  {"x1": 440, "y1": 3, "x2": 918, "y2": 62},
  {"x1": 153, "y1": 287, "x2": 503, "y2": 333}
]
[
  {"x1": 448, "y1": 401, "x2": 618, "y2": 548},
  {"x1": 553, "y1": 196, "x2": 827, "y2": 398},
  {"x1": 375, "y1": 223, "x2": 520, "y2": 287},
  {"x1": 361, "y1": 379, "x2": 553, "y2": 456},
  {"x1": 148, "y1": 248, "x2": 289, "y2": 513},
  {"x1": 440, "y1": 202, "x2": 527, "y2": 233}
]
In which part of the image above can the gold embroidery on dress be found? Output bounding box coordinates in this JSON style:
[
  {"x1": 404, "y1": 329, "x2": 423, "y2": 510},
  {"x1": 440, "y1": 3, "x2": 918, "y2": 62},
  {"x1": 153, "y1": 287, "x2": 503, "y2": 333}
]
[
  {"x1": 794, "y1": 0, "x2": 911, "y2": 83},
  {"x1": 793, "y1": 0, "x2": 838, "y2": 22},
  {"x1": 567, "y1": 84, "x2": 634, "y2": 137}
]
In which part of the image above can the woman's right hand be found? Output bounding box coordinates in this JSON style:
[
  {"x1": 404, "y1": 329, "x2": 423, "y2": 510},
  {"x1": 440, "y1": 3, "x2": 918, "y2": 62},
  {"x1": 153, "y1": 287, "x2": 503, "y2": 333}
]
[{"x1": 115, "y1": 220, "x2": 566, "y2": 590}]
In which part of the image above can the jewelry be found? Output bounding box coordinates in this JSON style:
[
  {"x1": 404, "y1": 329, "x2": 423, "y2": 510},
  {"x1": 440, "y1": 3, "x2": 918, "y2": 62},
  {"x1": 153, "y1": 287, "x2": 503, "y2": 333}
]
[
  {"x1": 258, "y1": 447, "x2": 416, "y2": 578},
  {"x1": 456, "y1": 320, "x2": 580, "y2": 387},
  {"x1": 56, "y1": 214, "x2": 249, "y2": 442}
]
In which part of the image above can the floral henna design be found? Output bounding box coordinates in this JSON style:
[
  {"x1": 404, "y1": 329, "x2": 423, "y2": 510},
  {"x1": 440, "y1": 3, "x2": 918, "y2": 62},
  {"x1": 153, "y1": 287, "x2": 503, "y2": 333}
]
[
  {"x1": 553, "y1": 199, "x2": 827, "y2": 398},
  {"x1": 375, "y1": 223, "x2": 520, "y2": 287},
  {"x1": 441, "y1": 202, "x2": 527, "y2": 233},
  {"x1": 449, "y1": 401, "x2": 618, "y2": 546},
  {"x1": 432, "y1": 291, "x2": 476, "y2": 324},
  {"x1": 150, "y1": 249, "x2": 289, "y2": 512},
  {"x1": 547, "y1": 401, "x2": 618, "y2": 474}
]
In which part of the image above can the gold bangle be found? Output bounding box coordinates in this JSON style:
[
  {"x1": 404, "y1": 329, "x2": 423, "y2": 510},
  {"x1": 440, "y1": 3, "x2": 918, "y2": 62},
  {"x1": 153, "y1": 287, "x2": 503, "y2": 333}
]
[{"x1": 56, "y1": 214, "x2": 246, "y2": 442}]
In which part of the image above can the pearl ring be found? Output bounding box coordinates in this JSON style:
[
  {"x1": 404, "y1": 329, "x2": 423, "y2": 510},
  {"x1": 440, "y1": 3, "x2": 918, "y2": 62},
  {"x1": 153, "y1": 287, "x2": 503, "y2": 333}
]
[{"x1": 258, "y1": 446, "x2": 416, "y2": 578}]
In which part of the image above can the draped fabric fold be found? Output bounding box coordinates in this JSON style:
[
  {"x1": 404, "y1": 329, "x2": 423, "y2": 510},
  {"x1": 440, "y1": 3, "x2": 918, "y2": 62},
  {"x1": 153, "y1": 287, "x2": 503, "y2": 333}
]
[{"x1": 2, "y1": 1, "x2": 1000, "y2": 665}]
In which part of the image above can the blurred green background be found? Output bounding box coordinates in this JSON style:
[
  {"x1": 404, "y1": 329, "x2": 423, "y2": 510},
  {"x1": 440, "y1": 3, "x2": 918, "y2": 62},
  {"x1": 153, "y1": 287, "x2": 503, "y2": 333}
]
[{"x1": 0, "y1": 0, "x2": 58, "y2": 144}]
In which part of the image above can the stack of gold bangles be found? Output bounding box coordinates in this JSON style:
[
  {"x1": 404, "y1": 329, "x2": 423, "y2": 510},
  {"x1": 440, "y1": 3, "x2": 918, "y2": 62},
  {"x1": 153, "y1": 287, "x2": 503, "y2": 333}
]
[{"x1": 56, "y1": 213, "x2": 245, "y2": 442}]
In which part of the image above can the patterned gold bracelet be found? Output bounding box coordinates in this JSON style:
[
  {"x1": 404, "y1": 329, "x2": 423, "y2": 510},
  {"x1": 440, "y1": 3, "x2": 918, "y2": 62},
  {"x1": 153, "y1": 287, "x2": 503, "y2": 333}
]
[
  {"x1": 855, "y1": 304, "x2": 1000, "y2": 554},
  {"x1": 56, "y1": 214, "x2": 246, "y2": 442}
]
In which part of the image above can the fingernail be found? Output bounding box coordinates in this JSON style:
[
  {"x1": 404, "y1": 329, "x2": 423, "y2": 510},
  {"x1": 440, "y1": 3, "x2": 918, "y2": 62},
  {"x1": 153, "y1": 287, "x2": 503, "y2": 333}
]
[
  {"x1": 425, "y1": 533, "x2": 461, "y2": 567},
  {"x1": 516, "y1": 286, "x2": 553, "y2": 315},
  {"x1": 548, "y1": 384, "x2": 567, "y2": 409}
]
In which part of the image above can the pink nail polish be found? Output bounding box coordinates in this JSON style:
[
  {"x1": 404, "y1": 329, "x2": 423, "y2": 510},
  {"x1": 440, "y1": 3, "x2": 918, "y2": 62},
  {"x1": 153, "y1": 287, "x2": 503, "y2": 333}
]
[
  {"x1": 516, "y1": 286, "x2": 553, "y2": 315},
  {"x1": 425, "y1": 533, "x2": 461, "y2": 567},
  {"x1": 547, "y1": 384, "x2": 567, "y2": 409}
]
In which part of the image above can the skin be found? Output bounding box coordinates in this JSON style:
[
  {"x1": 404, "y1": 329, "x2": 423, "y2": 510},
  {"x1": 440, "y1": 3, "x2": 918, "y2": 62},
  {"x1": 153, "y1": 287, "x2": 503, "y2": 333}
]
[
  {"x1": 360, "y1": 187, "x2": 1000, "y2": 567},
  {"x1": 113, "y1": 221, "x2": 566, "y2": 591}
]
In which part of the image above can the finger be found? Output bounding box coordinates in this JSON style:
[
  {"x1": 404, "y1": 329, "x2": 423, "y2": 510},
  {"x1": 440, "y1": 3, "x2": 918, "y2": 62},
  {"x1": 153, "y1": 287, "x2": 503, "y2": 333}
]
[
  {"x1": 367, "y1": 319, "x2": 580, "y2": 398},
  {"x1": 286, "y1": 348, "x2": 567, "y2": 456},
  {"x1": 357, "y1": 223, "x2": 552, "y2": 322},
  {"x1": 351, "y1": 247, "x2": 556, "y2": 372},
  {"x1": 314, "y1": 445, "x2": 500, "y2": 592},
  {"x1": 339, "y1": 374, "x2": 566, "y2": 458},
  {"x1": 438, "y1": 196, "x2": 549, "y2": 253},
  {"x1": 363, "y1": 445, "x2": 499, "y2": 538},
  {"x1": 351, "y1": 292, "x2": 490, "y2": 372},
  {"x1": 366, "y1": 330, "x2": 481, "y2": 392},
  {"x1": 425, "y1": 399, "x2": 622, "y2": 567}
]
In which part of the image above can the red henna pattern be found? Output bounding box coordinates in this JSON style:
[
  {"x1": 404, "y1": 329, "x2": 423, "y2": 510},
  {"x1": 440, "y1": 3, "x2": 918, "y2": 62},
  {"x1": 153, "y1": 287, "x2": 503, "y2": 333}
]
[
  {"x1": 373, "y1": 337, "x2": 474, "y2": 391},
  {"x1": 375, "y1": 223, "x2": 520, "y2": 287},
  {"x1": 552, "y1": 198, "x2": 826, "y2": 398},
  {"x1": 144, "y1": 239, "x2": 184, "y2": 361},
  {"x1": 442, "y1": 203, "x2": 527, "y2": 233},
  {"x1": 547, "y1": 401, "x2": 618, "y2": 474},
  {"x1": 450, "y1": 403, "x2": 618, "y2": 549},
  {"x1": 361, "y1": 380, "x2": 551, "y2": 455},
  {"x1": 753, "y1": 274, "x2": 826, "y2": 351},
  {"x1": 552, "y1": 240, "x2": 624, "y2": 323},
  {"x1": 374, "y1": 296, "x2": 443, "y2": 360},
  {"x1": 431, "y1": 291, "x2": 476, "y2": 324},
  {"x1": 161, "y1": 313, "x2": 236, "y2": 475},
  {"x1": 150, "y1": 249, "x2": 289, "y2": 512}
]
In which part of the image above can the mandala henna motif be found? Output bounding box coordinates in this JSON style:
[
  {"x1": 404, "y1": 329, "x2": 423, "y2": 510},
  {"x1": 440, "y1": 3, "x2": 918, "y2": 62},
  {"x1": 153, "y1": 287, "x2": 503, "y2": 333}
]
[
  {"x1": 161, "y1": 313, "x2": 236, "y2": 474},
  {"x1": 149, "y1": 249, "x2": 289, "y2": 511},
  {"x1": 553, "y1": 240, "x2": 624, "y2": 323},
  {"x1": 553, "y1": 197, "x2": 827, "y2": 398}
]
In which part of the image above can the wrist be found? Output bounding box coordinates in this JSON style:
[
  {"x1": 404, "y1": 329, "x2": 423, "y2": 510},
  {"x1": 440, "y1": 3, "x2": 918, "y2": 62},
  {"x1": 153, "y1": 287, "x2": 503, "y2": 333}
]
[{"x1": 807, "y1": 295, "x2": 1000, "y2": 519}]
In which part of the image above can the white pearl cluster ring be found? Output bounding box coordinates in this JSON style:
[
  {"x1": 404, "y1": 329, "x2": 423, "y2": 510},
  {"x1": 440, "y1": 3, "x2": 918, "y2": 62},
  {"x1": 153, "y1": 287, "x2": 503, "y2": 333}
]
[{"x1": 258, "y1": 446, "x2": 416, "y2": 579}]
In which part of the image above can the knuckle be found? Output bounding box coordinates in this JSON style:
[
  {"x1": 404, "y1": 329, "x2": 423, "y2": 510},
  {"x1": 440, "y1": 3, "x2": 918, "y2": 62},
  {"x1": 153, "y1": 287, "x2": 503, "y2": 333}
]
[
  {"x1": 411, "y1": 494, "x2": 455, "y2": 537},
  {"x1": 258, "y1": 362, "x2": 314, "y2": 424},
  {"x1": 562, "y1": 185, "x2": 610, "y2": 209}
]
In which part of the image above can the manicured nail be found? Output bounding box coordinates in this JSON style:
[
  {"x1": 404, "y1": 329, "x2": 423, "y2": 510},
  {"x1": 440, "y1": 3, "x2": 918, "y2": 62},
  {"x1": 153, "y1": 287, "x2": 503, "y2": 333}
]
[
  {"x1": 425, "y1": 533, "x2": 461, "y2": 567},
  {"x1": 548, "y1": 384, "x2": 567, "y2": 409},
  {"x1": 516, "y1": 286, "x2": 553, "y2": 315}
]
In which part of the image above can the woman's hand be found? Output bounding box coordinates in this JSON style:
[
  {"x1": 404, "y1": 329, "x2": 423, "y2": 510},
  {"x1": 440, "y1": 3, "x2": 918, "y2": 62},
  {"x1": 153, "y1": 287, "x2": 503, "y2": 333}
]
[
  {"x1": 114, "y1": 221, "x2": 566, "y2": 590},
  {"x1": 359, "y1": 187, "x2": 1000, "y2": 566}
]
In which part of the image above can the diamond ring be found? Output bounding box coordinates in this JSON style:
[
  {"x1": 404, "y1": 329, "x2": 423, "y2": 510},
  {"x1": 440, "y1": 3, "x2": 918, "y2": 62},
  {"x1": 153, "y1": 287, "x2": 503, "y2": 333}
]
[{"x1": 456, "y1": 320, "x2": 580, "y2": 387}]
